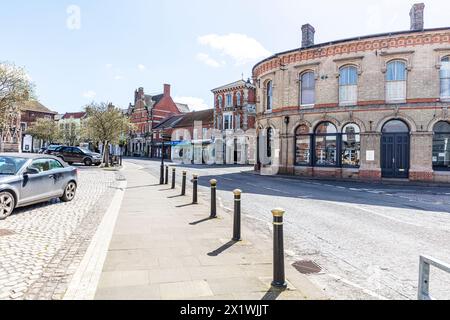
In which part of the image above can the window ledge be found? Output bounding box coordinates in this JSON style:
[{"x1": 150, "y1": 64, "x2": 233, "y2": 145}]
[
  {"x1": 386, "y1": 99, "x2": 406, "y2": 104},
  {"x1": 339, "y1": 102, "x2": 357, "y2": 107},
  {"x1": 264, "y1": 110, "x2": 273, "y2": 115},
  {"x1": 300, "y1": 104, "x2": 315, "y2": 109}
]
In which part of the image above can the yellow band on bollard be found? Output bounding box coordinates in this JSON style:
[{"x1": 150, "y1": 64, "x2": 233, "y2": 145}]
[
  {"x1": 183, "y1": 171, "x2": 187, "y2": 175},
  {"x1": 210, "y1": 179, "x2": 217, "y2": 185},
  {"x1": 271, "y1": 208, "x2": 285, "y2": 217},
  {"x1": 273, "y1": 222, "x2": 283, "y2": 226},
  {"x1": 193, "y1": 174, "x2": 198, "y2": 179},
  {"x1": 233, "y1": 189, "x2": 242, "y2": 196}
]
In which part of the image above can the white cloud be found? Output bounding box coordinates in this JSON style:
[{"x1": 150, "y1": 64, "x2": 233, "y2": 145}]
[
  {"x1": 196, "y1": 53, "x2": 222, "y2": 68},
  {"x1": 138, "y1": 64, "x2": 146, "y2": 71},
  {"x1": 82, "y1": 90, "x2": 96, "y2": 99},
  {"x1": 198, "y1": 33, "x2": 271, "y2": 65},
  {"x1": 114, "y1": 75, "x2": 123, "y2": 80},
  {"x1": 174, "y1": 96, "x2": 210, "y2": 111}
]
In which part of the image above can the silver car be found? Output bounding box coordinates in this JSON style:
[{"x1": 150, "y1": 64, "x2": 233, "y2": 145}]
[{"x1": 0, "y1": 153, "x2": 78, "y2": 220}]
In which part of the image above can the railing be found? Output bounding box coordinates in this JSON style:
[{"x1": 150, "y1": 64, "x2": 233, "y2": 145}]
[{"x1": 418, "y1": 255, "x2": 450, "y2": 300}]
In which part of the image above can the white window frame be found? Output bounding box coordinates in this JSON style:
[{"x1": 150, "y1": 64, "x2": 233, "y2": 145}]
[
  {"x1": 440, "y1": 56, "x2": 450, "y2": 100},
  {"x1": 385, "y1": 60, "x2": 407, "y2": 103},
  {"x1": 299, "y1": 71, "x2": 316, "y2": 108},
  {"x1": 266, "y1": 80, "x2": 273, "y2": 112},
  {"x1": 339, "y1": 66, "x2": 358, "y2": 106},
  {"x1": 223, "y1": 112, "x2": 234, "y2": 131}
]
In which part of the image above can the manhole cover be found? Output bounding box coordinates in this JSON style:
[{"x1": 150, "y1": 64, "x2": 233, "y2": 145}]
[
  {"x1": 0, "y1": 229, "x2": 15, "y2": 237},
  {"x1": 292, "y1": 260, "x2": 322, "y2": 274}
]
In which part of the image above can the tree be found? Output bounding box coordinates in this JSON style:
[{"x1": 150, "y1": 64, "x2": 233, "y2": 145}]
[
  {"x1": 26, "y1": 118, "x2": 60, "y2": 146},
  {"x1": 84, "y1": 102, "x2": 133, "y2": 166},
  {"x1": 0, "y1": 62, "x2": 34, "y2": 128}
]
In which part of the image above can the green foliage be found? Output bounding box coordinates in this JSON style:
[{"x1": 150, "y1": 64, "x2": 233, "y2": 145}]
[
  {"x1": 0, "y1": 62, "x2": 35, "y2": 127},
  {"x1": 84, "y1": 102, "x2": 134, "y2": 145},
  {"x1": 26, "y1": 118, "x2": 60, "y2": 144}
]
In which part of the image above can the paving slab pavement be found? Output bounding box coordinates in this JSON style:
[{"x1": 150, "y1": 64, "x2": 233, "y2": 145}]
[{"x1": 94, "y1": 162, "x2": 328, "y2": 300}]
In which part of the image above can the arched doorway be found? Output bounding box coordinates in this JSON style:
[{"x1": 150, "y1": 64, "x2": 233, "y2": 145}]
[{"x1": 381, "y1": 119, "x2": 410, "y2": 178}]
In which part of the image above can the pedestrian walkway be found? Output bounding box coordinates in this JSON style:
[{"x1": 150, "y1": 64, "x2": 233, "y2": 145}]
[{"x1": 94, "y1": 162, "x2": 327, "y2": 300}]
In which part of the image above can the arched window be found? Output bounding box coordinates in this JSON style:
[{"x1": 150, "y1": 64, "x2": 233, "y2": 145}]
[
  {"x1": 440, "y1": 56, "x2": 450, "y2": 99},
  {"x1": 341, "y1": 123, "x2": 361, "y2": 167},
  {"x1": 382, "y1": 119, "x2": 409, "y2": 133},
  {"x1": 226, "y1": 94, "x2": 232, "y2": 107},
  {"x1": 267, "y1": 127, "x2": 273, "y2": 158},
  {"x1": 300, "y1": 72, "x2": 315, "y2": 106},
  {"x1": 236, "y1": 92, "x2": 242, "y2": 106},
  {"x1": 266, "y1": 81, "x2": 273, "y2": 111},
  {"x1": 386, "y1": 60, "x2": 407, "y2": 102},
  {"x1": 339, "y1": 66, "x2": 358, "y2": 106},
  {"x1": 295, "y1": 125, "x2": 311, "y2": 166},
  {"x1": 314, "y1": 122, "x2": 338, "y2": 166},
  {"x1": 432, "y1": 121, "x2": 450, "y2": 170}
]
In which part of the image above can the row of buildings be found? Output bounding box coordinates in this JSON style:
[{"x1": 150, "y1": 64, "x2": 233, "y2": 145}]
[
  {"x1": 125, "y1": 81, "x2": 257, "y2": 164},
  {"x1": 127, "y1": 3, "x2": 450, "y2": 184},
  {"x1": 0, "y1": 98, "x2": 90, "y2": 153}
]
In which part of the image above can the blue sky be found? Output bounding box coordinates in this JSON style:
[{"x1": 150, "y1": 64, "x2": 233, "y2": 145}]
[{"x1": 1, "y1": 0, "x2": 449, "y2": 113}]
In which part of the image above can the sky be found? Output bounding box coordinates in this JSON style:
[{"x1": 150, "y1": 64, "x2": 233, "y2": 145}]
[{"x1": 1, "y1": 0, "x2": 450, "y2": 114}]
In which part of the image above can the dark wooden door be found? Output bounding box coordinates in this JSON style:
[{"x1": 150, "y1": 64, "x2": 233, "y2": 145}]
[{"x1": 381, "y1": 133, "x2": 410, "y2": 178}]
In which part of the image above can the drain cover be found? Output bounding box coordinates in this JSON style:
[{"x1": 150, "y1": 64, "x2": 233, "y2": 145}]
[
  {"x1": 0, "y1": 229, "x2": 15, "y2": 237},
  {"x1": 292, "y1": 260, "x2": 322, "y2": 274}
]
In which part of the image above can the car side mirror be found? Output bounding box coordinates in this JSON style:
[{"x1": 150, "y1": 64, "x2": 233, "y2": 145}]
[{"x1": 24, "y1": 167, "x2": 40, "y2": 175}]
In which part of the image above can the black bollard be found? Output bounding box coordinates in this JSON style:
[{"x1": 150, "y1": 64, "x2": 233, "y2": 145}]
[
  {"x1": 210, "y1": 179, "x2": 217, "y2": 218},
  {"x1": 271, "y1": 208, "x2": 287, "y2": 289},
  {"x1": 192, "y1": 174, "x2": 198, "y2": 204},
  {"x1": 171, "y1": 168, "x2": 176, "y2": 189},
  {"x1": 160, "y1": 164, "x2": 164, "y2": 185},
  {"x1": 165, "y1": 166, "x2": 169, "y2": 185},
  {"x1": 232, "y1": 189, "x2": 242, "y2": 241},
  {"x1": 181, "y1": 171, "x2": 187, "y2": 196}
]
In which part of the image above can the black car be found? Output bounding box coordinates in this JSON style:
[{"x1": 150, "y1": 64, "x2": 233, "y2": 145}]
[
  {"x1": 54, "y1": 146, "x2": 102, "y2": 166},
  {"x1": 43, "y1": 145, "x2": 62, "y2": 155}
]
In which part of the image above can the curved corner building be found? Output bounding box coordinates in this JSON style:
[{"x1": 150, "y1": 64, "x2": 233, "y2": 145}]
[{"x1": 252, "y1": 3, "x2": 450, "y2": 183}]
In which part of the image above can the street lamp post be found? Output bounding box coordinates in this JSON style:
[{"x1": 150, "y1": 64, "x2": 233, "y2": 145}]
[{"x1": 160, "y1": 129, "x2": 165, "y2": 185}]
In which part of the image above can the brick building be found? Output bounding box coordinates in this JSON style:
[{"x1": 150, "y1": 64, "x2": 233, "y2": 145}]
[
  {"x1": 253, "y1": 3, "x2": 450, "y2": 183},
  {"x1": 211, "y1": 79, "x2": 257, "y2": 164},
  {"x1": 154, "y1": 109, "x2": 215, "y2": 163},
  {"x1": 18, "y1": 99, "x2": 57, "y2": 152},
  {"x1": 126, "y1": 84, "x2": 189, "y2": 158}
]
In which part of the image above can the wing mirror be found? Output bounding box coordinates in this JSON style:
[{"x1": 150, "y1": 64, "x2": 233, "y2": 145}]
[{"x1": 24, "y1": 167, "x2": 40, "y2": 175}]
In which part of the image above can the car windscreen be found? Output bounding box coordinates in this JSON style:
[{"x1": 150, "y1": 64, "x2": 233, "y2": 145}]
[{"x1": 0, "y1": 157, "x2": 28, "y2": 175}]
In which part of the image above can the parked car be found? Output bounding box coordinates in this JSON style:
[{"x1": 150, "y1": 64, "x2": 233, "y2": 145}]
[
  {"x1": 43, "y1": 145, "x2": 63, "y2": 155},
  {"x1": 54, "y1": 146, "x2": 102, "y2": 166},
  {"x1": 0, "y1": 153, "x2": 78, "y2": 220}
]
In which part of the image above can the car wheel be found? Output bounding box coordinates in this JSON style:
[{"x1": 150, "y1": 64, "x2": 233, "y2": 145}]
[
  {"x1": 60, "y1": 182, "x2": 77, "y2": 202},
  {"x1": 84, "y1": 158, "x2": 93, "y2": 166},
  {"x1": 0, "y1": 191, "x2": 15, "y2": 220}
]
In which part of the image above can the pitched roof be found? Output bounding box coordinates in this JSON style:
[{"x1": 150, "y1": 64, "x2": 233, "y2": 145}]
[
  {"x1": 175, "y1": 103, "x2": 190, "y2": 113},
  {"x1": 211, "y1": 79, "x2": 255, "y2": 93},
  {"x1": 173, "y1": 109, "x2": 214, "y2": 128},
  {"x1": 62, "y1": 112, "x2": 86, "y2": 120},
  {"x1": 153, "y1": 115, "x2": 185, "y2": 130},
  {"x1": 18, "y1": 100, "x2": 57, "y2": 114}
]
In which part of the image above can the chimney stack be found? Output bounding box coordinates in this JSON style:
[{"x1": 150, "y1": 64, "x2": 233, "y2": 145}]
[
  {"x1": 301, "y1": 24, "x2": 315, "y2": 48},
  {"x1": 410, "y1": 3, "x2": 425, "y2": 31},
  {"x1": 163, "y1": 84, "x2": 171, "y2": 97}
]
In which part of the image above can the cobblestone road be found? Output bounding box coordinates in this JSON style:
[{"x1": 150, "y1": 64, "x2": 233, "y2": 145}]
[{"x1": 0, "y1": 167, "x2": 117, "y2": 300}]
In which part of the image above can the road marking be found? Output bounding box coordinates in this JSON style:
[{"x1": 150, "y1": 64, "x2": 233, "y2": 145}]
[
  {"x1": 222, "y1": 177, "x2": 234, "y2": 181},
  {"x1": 327, "y1": 274, "x2": 388, "y2": 300},
  {"x1": 264, "y1": 187, "x2": 291, "y2": 195},
  {"x1": 64, "y1": 179, "x2": 127, "y2": 300},
  {"x1": 246, "y1": 183, "x2": 259, "y2": 187}
]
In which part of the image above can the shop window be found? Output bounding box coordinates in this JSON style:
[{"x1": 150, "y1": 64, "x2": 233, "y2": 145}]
[
  {"x1": 341, "y1": 123, "x2": 361, "y2": 167},
  {"x1": 433, "y1": 121, "x2": 450, "y2": 171},
  {"x1": 314, "y1": 122, "x2": 338, "y2": 166},
  {"x1": 295, "y1": 125, "x2": 311, "y2": 166}
]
